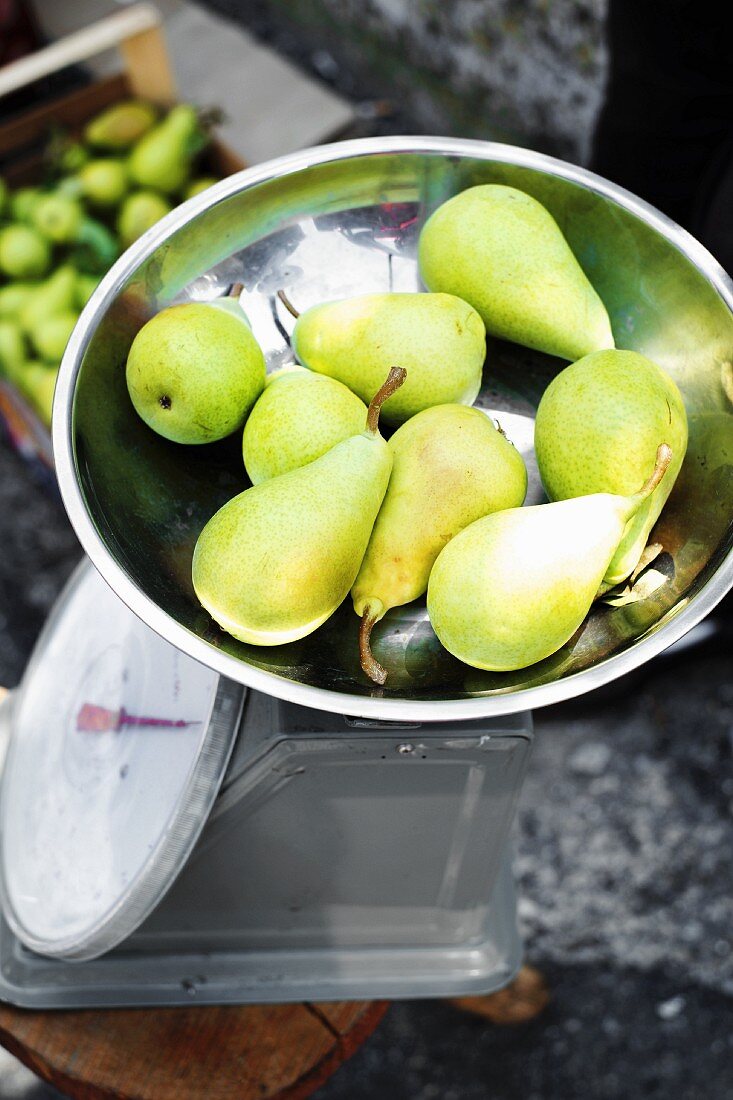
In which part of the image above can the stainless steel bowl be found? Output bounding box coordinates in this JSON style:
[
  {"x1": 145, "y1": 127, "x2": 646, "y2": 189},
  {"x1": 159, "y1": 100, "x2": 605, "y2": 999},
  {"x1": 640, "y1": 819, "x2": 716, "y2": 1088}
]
[{"x1": 54, "y1": 137, "x2": 733, "y2": 721}]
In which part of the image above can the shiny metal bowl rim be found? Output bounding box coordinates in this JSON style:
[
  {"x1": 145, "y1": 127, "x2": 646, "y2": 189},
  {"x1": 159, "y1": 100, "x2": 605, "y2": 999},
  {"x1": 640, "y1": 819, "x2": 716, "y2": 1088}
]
[{"x1": 53, "y1": 136, "x2": 733, "y2": 722}]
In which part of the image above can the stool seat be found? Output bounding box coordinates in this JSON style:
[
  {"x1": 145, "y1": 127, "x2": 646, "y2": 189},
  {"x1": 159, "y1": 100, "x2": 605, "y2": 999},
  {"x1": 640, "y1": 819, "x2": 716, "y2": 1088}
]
[{"x1": 0, "y1": 1000, "x2": 388, "y2": 1099}]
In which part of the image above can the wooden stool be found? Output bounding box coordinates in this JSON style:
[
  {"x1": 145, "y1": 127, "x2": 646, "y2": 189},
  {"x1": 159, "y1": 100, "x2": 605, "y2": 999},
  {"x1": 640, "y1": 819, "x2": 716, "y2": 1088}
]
[{"x1": 0, "y1": 1000, "x2": 388, "y2": 1099}]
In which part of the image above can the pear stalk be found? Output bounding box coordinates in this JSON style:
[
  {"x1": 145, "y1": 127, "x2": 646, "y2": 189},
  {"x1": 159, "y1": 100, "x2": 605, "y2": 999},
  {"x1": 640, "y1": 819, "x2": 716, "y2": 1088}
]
[
  {"x1": 366, "y1": 366, "x2": 407, "y2": 434},
  {"x1": 277, "y1": 289, "x2": 300, "y2": 319},
  {"x1": 359, "y1": 603, "x2": 387, "y2": 686},
  {"x1": 633, "y1": 443, "x2": 672, "y2": 504},
  {"x1": 357, "y1": 367, "x2": 407, "y2": 684}
]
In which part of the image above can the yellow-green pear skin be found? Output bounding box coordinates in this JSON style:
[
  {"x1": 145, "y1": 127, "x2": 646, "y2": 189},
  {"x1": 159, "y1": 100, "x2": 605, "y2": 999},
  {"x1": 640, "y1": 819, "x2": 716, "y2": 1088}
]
[
  {"x1": 418, "y1": 185, "x2": 614, "y2": 361},
  {"x1": 78, "y1": 159, "x2": 129, "y2": 207},
  {"x1": 0, "y1": 283, "x2": 37, "y2": 317},
  {"x1": 0, "y1": 321, "x2": 25, "y2": 378},
  {"x1": 427, "y1": 461, "x2": 668, "y2": 672},
  {"x1": 0, "y1": 225, "x2": 50, "y2": 279},
  {"x1": 353, "y1": 404, "x2": 527, "y2": 619},
  {"x1": 126, "y1": 302, "x2": 265, "y2": 444},
  {"x1": 85, "y1": 101, "x2": 157, "y2": 150},
  {"x1": 117, "y1": 191, "x2": 172, "y2": 247},
  {"x1": 291, "y1": 292, "x2": 485, "y2": 423},
  {"x1": 128, "y1": 105, "x2": 203, "y2": 195},
  {"x1": 243, "y1": 368, "x2": 368, "y2": 484},
  {"x1": 193, "y1": 422, "x2": 393, "y2": 645},
  {"x1": 30, "y1": 310, "x2": 79, "y2": 362},
  {"x1": 17, "y1": 363, "x2": 57, "y2": 425},
  {"x1": 535, "y1": 349, "x2": 688, "y2": 586},
  {"x1": 19, "y1": 266, "x2": 78, "y2": 335}
]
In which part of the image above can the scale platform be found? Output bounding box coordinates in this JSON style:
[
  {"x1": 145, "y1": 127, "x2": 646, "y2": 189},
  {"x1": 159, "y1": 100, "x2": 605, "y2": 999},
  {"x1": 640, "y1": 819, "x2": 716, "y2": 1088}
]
[{"x1": 0, "y1": 563, "x2": 531, "y2": 1008}]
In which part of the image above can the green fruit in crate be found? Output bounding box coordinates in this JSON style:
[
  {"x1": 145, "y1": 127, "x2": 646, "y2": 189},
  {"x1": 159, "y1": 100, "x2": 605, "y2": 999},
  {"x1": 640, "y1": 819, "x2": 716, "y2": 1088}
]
[
  {"x1": 128, "y1": 105, "x2": 206, "y2": 194},
  {"x1": 192, "y1": 368, "x2": 405, "y2": 645},
  {"x1": 31, "y1": 194, "x2": 83, "y2": 243},
  {"x1": 117, "y1": 191, "x2": 172, "y2": 247},
  {"x1": 242, "y1": 366, "x2": 367, "y2": 484},
  {"x1": 352, "y1": 404, "x2": 528, "y2": 683},
  {"x1": 85, "y1": 100, "x2": 157, "y2": 150},
  {"x1": 0, "y1": 225, "x2": 51, "y2": 279},
  {"x1": 10, "y1": 188, "x2": 42, "y2": 223},
  {"x1": 125, "y1": 299, "x2": 266, "y2": 444},
  {"x1": 418, "y1": 184, "x2": 614, "y2": 361},
  {"x1": 0, "y1": 321, "x2": 25, "y2": 378},
  {"x1": 19, "y1": 265, "x2": 77, "y2": 334},
  {"x1": 184, "y1": 177, "x2": 218, "y2": 200},
  {"x1": 14, "y1": 362, "x2": 58, "y2": 425},
  {"x1": 57, "y1": 141, "x2": 90, "y2": 175},
  {"x1": 291, "y1": 292, "x2": 486, "y2": 423},
  {"x1": 30, "y1": 310, "x2": 79, "y2": 362},
  {"x1": 0, "y1": 283, "x2": 37, "y2": 317},
  {"x1": 78, "y1": 159, "x2": 129, "y2": 207},
  {"x1": 72, "y1": 217, "x2": 120, "y2": 273},
  {"x1": 75, "y1": 272, "x2": 100, "y2": 308},
  {"x1": 534, "y1": 349, "x2": 688, "y2": 587},
  {"x1": 427, "y1": 446, "x2": 673, "y2": 671}
]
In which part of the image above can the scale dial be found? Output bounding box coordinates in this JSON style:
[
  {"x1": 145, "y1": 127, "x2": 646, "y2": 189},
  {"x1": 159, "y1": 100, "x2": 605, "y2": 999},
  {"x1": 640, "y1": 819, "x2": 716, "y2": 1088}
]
[{"x1": 0, "y1": 563, "x2": 242, "y2": 960}]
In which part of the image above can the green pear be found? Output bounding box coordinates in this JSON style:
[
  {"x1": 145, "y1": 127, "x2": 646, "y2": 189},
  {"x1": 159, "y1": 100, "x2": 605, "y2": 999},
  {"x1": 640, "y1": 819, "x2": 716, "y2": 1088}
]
[
  {"x1": 427, "y1": 446, "x2": 672, "y2": 671},
  {"x1": 128, "y1": 105, "x2": 205, "y2": 194},
  {"x1": 19, "y1": 265, "x2": 77, "y2": 335},
  {"x1": 243, "y1": 366, "x2": 368, "y2": 484},
  {"x1": 192, "y1": 367, "x2": 405, "y2": 644},
  {"x1": 290, "y1": 291, "x2": 486, "y2": 423},
  {"x1": 31, "y1": 194, "x2": 82, "y2": 243},
  {"x1": 0, "y1": 321, "x2": 25, "y2": 379},
  {"x1": 13, "y1": 361, "x2": 58, "y2": 424},
  {"x1": 0, "y1": 177, "x2": 6, "y2": 216},
  {"x1": 125, "y1": 299, "x2": 265, "y2": 444},
  {"x1": 10, "y1": 188, "x2": 42, "y2": 223},
  {"x1": 418, "y1": 185, "x2": 614, "y2": 361},
  {"x1": 0, "y1": 282, "x2": 38, "y2": 318},
  {"x1": 30, "y1": 310, "x2": 79, "y2": 362},
  {"x1": 0, "y1": 225, "x2": 51, "y2": 279},
  {"x1": 55, "y1": 140, "x2": 90, "y2": 175},
  {"x1": 75, "y1": 272, "x2": 100, "y2": 308},
  {"x1": 535, "y1": 349, "x2": 688, "y2": 587},
  {"x1": 85, "y1": 101, "x2": 157, "y2": 150},
  {"x1": 78, "y1": 159, "x2": 129, "y2": 207},
  {"x1": 352, "y1": 405, "x2": 528, "y2": 683},
  {"x1": 184, "y1": 177, "x2": 218, "y2": 200},
  {"x1": 72, "y1": 216, "x2": 120, "y2": 273},
  {"x1": 117, "y1": 191, "x2": 172, "y2": 247}
]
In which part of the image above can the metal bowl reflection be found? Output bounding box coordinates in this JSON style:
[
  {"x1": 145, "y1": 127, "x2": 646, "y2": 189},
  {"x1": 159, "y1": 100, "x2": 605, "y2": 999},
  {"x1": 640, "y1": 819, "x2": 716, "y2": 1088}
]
[{"x1": 54, "y1": 137, "x2": 733, "y2": 721}]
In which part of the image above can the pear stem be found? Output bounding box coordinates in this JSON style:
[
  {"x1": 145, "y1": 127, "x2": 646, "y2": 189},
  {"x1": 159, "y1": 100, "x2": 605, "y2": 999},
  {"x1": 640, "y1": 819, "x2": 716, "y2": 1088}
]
[
  {"x1": 359, "y1": 608, "x2": 387, "y2": 685},
  {"x1": 228, "y1": 282, "x2": 244, "y2": 298},
  {"x1": 277, "y1": 289, "x2": 300, "y2": 319},
  {"x1": 637, "y1": 443, "x2": 672, "y2": 501},
  {"x1": 366, "y1": 366, "x2": 407, "y2": 434}
]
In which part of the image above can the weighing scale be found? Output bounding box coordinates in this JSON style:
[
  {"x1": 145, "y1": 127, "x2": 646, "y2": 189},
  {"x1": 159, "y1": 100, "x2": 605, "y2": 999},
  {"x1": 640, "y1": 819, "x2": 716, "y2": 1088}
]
[
  {"x1": 2, "y1": 138, "x2": 732, "y2": 1008},
  {"x1": 0, "y1": 562, "x2": 529, "y2": 1006}
]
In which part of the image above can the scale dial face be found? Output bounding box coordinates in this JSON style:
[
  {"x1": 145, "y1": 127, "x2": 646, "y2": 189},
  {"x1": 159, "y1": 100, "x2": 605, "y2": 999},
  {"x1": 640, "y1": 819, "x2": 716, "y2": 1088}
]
[{"x1": 0, "y1": 563, "x2": 241, "y2": 960}]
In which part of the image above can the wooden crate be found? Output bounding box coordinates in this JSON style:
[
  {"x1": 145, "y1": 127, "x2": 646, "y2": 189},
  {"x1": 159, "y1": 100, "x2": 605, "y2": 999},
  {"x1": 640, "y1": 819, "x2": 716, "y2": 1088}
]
[{"x1": 0, "y1": 4, "x2": 244, "y2": 477}]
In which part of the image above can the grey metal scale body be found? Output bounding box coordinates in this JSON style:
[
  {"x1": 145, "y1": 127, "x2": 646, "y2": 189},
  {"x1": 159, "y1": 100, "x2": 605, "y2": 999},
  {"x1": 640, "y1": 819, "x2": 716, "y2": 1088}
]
[{"x1": 0, "y1": 138, "x2": 730, "y2": 1007}]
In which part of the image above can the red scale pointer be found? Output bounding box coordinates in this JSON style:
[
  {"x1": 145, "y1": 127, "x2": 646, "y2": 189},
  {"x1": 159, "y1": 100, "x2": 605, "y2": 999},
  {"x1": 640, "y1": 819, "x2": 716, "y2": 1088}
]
[{"x1": 76, "y1": 704, "x2": 199, "y2": 732}]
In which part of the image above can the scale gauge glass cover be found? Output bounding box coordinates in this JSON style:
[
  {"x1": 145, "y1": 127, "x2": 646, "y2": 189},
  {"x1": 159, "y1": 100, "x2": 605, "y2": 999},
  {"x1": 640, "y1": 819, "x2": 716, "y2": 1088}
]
[{"x1": 0, "y1": 562, "x2": 243, "y2": 960}]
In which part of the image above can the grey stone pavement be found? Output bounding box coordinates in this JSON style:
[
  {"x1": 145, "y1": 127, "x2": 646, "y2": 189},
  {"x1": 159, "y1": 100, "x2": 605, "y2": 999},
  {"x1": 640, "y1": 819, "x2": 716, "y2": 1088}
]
[{"x1": 0, "y1": 428, "x2": 731, "y2": 1100}]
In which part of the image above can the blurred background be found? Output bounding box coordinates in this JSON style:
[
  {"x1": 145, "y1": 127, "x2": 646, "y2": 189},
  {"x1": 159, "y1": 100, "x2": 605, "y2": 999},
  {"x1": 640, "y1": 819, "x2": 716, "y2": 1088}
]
[{"x1": 0, "y1": 1, "x2": 731, "y2": 1097}]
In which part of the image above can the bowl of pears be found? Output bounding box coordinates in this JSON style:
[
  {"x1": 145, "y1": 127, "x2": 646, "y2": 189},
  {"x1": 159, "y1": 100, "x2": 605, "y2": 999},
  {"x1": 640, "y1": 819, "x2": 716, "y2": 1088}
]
[{"x1": 54, "y1": 137, "x2": 733, "y2": 721}]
